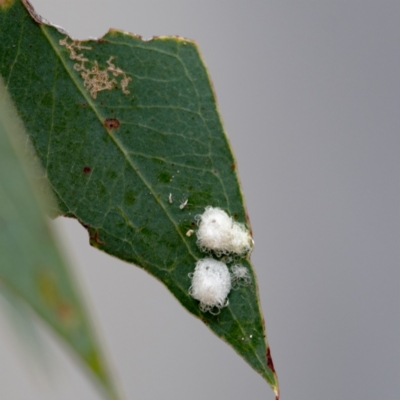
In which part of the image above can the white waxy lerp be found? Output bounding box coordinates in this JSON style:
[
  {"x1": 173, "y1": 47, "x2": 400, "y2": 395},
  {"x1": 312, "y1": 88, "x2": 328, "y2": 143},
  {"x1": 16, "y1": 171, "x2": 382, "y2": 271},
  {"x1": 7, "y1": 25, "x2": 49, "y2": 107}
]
[
  {"x1": 196, "y1": 206, "x2": 253, "y2": 256},
  {"x1": 189, "y1": 258, "x2": 231, "y2": 313},
  {"x1": 230, "y1": 264, "x2": 252, "y2": 289}
]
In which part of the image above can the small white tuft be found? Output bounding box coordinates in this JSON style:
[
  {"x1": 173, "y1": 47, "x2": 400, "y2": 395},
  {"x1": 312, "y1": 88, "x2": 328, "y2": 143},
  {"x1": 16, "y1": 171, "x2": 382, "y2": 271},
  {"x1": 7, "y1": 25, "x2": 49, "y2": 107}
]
[
  {"x1": 196, "y1": 206, "x2": 253, "y2": 256},
  {"x1": 189, "y1": 258, "x2": 231, "y2": 314},
  {"x1": 230, "y1": 264, "x2": 252, "y2": 289}
]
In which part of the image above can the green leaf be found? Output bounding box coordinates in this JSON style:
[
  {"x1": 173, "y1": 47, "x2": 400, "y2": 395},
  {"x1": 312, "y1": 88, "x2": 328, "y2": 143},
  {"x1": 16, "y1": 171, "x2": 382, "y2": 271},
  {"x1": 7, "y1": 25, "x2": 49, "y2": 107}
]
[
  {"x1": 0, "y1": 76, "x2": 120, "y2": 398},
  {"x1": 0, "y1": 0, "x2": 279, "y2": 396}
]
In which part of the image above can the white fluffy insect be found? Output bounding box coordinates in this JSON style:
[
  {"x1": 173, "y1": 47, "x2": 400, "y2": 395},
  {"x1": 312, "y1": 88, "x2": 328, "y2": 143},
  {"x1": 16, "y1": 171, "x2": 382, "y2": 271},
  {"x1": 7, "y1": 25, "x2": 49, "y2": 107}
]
[
  {"x1": 195, "y1": 206, "x2": 253, "y2": 256},
  {"x1": 230, "y1": 264, "x2": 252, "y2": 289},
  {"x1": 189, "y1": 258, "x2": 231, "y2": 314}
]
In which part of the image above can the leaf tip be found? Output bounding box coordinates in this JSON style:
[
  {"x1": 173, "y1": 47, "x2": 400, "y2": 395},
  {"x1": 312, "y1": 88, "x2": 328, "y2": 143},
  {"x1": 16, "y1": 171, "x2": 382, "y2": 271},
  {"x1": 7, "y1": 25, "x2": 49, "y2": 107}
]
[{"x1": 266, "y1": 346, "x2": 280, "y2": 397}]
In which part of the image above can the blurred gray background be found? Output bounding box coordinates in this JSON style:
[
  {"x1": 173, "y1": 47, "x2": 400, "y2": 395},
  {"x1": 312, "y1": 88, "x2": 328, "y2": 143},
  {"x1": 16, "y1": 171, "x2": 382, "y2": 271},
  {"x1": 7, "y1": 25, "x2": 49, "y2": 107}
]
[{"x1": 1, "y1": 1, "x2": 399, "y2": 399}]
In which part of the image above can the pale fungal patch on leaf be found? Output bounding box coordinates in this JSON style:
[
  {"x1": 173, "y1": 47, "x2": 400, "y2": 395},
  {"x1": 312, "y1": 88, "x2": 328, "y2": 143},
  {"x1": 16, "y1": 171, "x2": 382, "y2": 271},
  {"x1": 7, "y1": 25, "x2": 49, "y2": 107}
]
[
  {"x1": 195, "y1": 206, "x2": 253, "y2": 256},
  {"x1": 189, "y1": 258, "x2": 231, "y2": 314},
  {"x1": 230, "y1": 264, "x2": 252, "y2": 289},
  {"x1": 59, "y1": 36, "x2": 132, "y2": 99}
]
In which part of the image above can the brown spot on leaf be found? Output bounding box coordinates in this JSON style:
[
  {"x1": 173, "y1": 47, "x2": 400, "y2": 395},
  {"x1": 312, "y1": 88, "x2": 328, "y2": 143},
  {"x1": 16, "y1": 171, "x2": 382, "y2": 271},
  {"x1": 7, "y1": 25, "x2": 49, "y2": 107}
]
[
  {"x1": 90, "y1": 229, "x2": 105, "y2": 245},
  {"x1": 104, "y1": 118, "x2": 120, "y2": 129},
  {"x1": 57, "y1": 302, "x2": 73, "y2": 320},
  {"x1": 230, "y1": 163, "x2": 235, "y2": 170},
  {"x1": 266, "y1": 347, "x2": 276, "y2": 373},
  {"x1": 83, "y1": 166, "x2": 91, "y2": 174}
]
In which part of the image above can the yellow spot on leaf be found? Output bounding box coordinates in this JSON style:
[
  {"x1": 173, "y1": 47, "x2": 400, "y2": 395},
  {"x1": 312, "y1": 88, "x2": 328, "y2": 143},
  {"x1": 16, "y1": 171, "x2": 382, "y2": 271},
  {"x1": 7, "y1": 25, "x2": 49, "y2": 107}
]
[
  {"x1": 0, "y1": 0, "x2": 15, "y2": 10},
  {"x1": 36, "y1": 271, "x2": 79, "y2": 328},
  {"x1": 87, "y1": 350, "x2": 105, "y2": 376},
  {"x1": 37, "y1": 271, "x2": 59, "y2": 306}
]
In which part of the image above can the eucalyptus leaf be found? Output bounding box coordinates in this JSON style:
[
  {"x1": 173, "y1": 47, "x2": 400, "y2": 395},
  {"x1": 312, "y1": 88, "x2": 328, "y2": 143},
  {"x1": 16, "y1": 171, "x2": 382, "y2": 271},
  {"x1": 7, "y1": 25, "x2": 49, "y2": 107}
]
[
  {"x1": 0, "y1": 0, "x2": 279, "y2": 396},
  {"x1": 0, "y1": 76, "x2": 120, "y2": 399}
]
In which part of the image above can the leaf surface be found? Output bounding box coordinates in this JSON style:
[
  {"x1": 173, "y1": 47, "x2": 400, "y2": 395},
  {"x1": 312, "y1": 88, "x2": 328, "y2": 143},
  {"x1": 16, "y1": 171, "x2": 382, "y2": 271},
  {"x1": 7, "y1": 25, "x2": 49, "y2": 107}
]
[
  {"x1": 0, "y1": 75, "x2": 120, "y2": 399},
  {"x1": 0, "y1": 1, "x2": 279, "y2": 396}
]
